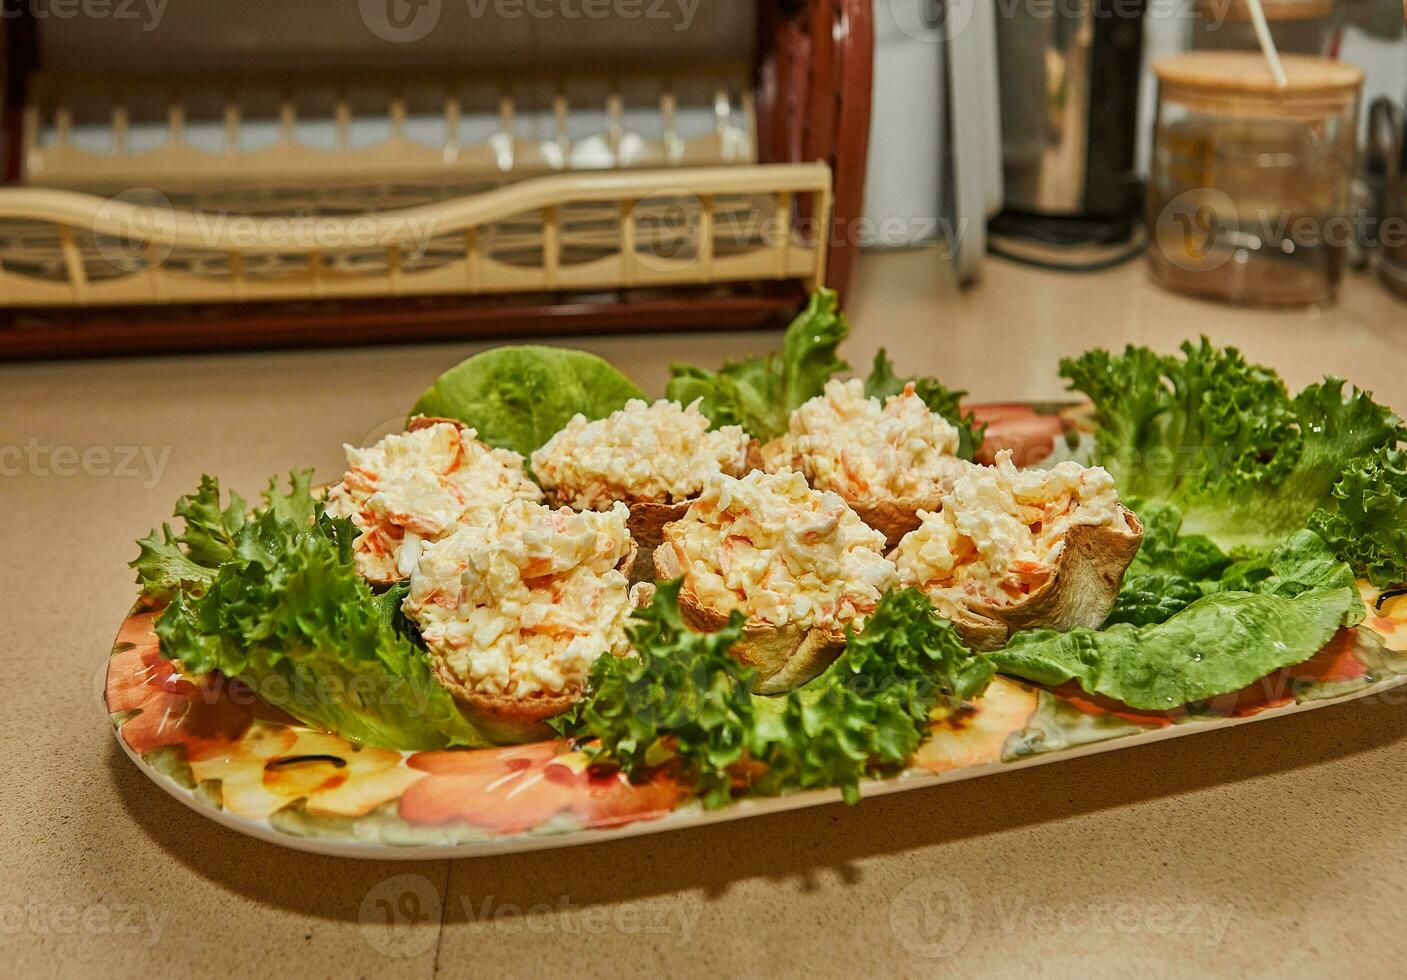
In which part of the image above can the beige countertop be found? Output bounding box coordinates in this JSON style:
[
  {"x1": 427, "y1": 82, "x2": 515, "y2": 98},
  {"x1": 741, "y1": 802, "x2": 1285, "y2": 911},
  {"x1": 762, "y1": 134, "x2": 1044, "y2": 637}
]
[{"x1": 4, "y1": 250, "x2": 1407, "y2": 979}]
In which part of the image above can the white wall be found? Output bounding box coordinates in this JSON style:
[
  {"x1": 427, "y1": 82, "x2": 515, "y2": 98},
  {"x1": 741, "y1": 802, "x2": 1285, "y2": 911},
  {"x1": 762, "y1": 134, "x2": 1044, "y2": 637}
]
[{"x1": 1341, "y1": 3, "x2": 1407, "y2": 114}]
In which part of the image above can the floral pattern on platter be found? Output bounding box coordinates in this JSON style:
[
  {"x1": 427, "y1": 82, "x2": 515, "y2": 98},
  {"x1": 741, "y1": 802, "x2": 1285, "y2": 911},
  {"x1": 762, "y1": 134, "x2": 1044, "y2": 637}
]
[
  {"x1": 1362, "y1": 582, "x2": 1407, "y2": 652},
  {"x1": 190, "y1": 726, "x2": 424, "y2": 821},
  {"x1": 102, "y1": 404, "x2": 1407, "y2": 857},
  {"x1": 399, "y1": 742, "x2": 685, "y2": 834},
  {"x1": 912, "y1": 677, "x2": 1040, "y2": 775},
  {"x1": 106, "y1": 605, "x2": 292, "y2": 757}
]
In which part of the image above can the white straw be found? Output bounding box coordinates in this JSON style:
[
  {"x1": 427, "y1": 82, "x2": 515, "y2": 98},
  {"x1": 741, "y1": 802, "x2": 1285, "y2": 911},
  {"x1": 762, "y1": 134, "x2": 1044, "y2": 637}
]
[{"x1": 1243, "y1": 0, "x2": 1289, "y2": 88}]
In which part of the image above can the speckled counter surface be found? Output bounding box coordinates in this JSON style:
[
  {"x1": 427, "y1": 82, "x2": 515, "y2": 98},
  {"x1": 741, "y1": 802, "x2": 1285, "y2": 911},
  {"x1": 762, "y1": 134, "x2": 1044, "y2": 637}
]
[{"x1": 4, "y1": 251, "x2": 1406, "y2": 979}]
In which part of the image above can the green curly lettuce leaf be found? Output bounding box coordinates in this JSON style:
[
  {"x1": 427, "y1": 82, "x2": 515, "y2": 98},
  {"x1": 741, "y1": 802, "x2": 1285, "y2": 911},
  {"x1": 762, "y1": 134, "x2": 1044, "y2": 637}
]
[
  {"x1": 140, "y1": 475, "x2": 486, "y2": 751},
  {"x1": 557, "y1": 584, "x2": 993, "y2": 807},
  {"x1": 665, "y1": 288, "x2": 849, "y2": 441},
  {"x1": 410, "y1": 345, "x2": 645, "y2": 458},
  {"x1": 1062, "y1": 338, "x2": 1403, "y2": 555},
  {"x1": 132, "y1": 471, "x2": 314, "y2": 599},
  {"x1": 1180, "y1": 378, "x2": 1407, "y2": 553},
  {"x1": 1309, "y1": 447, "x2": 1407, "y2": 588},
  {"x1": 131, "y1": 526, "x2": 221, "y2": 601},
  {"x1": 752, "y1": 589, "x2": 994, "y2": 804},
  {"x1": 550, "y1": 578, "x2": 756, "y2": 808},
  {"x1": 864, "y1": 348, "x2": 985, "y2": 460},
  {"x1": 259, "y1": 468, "x2": 318, "y2": 525}
]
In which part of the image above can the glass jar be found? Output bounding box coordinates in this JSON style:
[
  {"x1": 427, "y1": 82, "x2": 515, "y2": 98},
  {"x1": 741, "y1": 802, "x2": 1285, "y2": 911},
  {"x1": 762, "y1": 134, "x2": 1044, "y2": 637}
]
[
  {"x1": 1147, "y1": 52, "x2": 1363, "y2": 306},
  {"x1": 1191, "y1": 0, "x2": 1341, "y2": 58}
]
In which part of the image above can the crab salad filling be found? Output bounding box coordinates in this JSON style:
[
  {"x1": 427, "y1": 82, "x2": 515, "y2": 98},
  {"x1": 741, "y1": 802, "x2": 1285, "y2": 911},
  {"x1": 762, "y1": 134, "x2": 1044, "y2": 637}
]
[
  {"x1": 892, "y1": 450, "x2": 1129, "y2": 618},
  {"x1": 769, "y1": 378, "x2": 966, "y2": 503},
  {"x1": 403, "y1": 499, "x2": 636, "y2": 700},
  {"x1": 667, "y1": 469, "x2": 897, "y2": 629},
  {"x1": 530, "y1": 398, "x2": 750, "y2": 510},
  {"x1": 325, "y1": 421, "x2": 543, "y2": 583}
]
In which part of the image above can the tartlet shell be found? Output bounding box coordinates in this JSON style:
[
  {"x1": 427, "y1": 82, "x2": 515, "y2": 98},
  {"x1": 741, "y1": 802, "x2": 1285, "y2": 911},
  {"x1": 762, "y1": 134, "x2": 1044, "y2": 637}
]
[
  {"x1": 624, "y1": 499, "x2": 691, "y2": 583},
  {"x1": 427, "y1": 540, "x2": 650, "y2": 743},
  {"x1": 653, "y1": 525, "x2": 846, "y2": 695},
  {"x1": 405, "y1": 413, "x2": 466, "y2": 433},
  {"x1": 849, "y1": 492, "x2": 945, "y2": 550},
  {"x1": 903, "y1": 506, "x2": 1144, "y2": 652}
]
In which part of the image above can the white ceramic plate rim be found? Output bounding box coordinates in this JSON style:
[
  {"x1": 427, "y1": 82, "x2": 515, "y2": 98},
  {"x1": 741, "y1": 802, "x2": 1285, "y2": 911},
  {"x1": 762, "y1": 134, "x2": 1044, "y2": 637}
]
[{"x1": 111, "y1": 670, "x2": 1407, "y2": 860}]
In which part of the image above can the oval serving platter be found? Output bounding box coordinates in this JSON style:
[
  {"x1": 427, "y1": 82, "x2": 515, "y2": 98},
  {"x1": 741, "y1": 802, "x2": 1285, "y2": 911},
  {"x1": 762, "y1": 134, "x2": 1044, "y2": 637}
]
[{"x1": 104, "y1": 404, "x2": 1407, "y2": 859}]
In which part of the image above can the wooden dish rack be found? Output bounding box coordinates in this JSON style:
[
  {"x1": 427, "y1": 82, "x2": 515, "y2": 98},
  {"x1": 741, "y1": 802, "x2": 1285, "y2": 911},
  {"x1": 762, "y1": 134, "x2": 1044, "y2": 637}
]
[{"x1": 0, "y1": 1, "x2": 872, "y2": 358}]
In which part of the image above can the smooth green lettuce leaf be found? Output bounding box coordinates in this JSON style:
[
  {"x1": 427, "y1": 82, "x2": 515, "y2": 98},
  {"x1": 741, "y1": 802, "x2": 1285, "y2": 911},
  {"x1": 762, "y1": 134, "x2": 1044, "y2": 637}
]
[
  {"x1": 1309, "y1": 447, "x2": 1407, "y2": 588},
  {"x1": 1108, "y1": 505, "x2": 1359, "y2": 629},
  {"x1": 1104, "y1": 571, "x2": 1211, "y2": 629},
  {"x1": 665, "y1": 289, "x2": 849, "y2": 441},
  {"x1": 1217, "y1": 529, "x2": 1361, "y2": 599},
  {"x1": 1125, "y1": 500, "x2": 1232, "y2": 581},
  {"x1": 864, "y1": 348, "x2": 985, "y2": 460},
  {"x1": 1105, "y1": 501, "x2": 1232, "y2": 627},
  {"x1": 411, "y1": 345, "x2": 645, "y2": 458},
  {"x1": 996, "y1": 531, "x2": 1362, "y2": 709},
  {"x1": 557, "y1": 585, "x2": 993, "y2": 807},
  {"x1": 991, "y1": 586, "x2": 1358, "y2": 711}
]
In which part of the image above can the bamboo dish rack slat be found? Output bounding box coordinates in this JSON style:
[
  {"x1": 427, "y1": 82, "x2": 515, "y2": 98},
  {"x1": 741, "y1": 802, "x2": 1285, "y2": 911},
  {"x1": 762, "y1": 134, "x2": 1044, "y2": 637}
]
[{"x1": 0, "y1": 166, "x2": 830, "y2": 307}]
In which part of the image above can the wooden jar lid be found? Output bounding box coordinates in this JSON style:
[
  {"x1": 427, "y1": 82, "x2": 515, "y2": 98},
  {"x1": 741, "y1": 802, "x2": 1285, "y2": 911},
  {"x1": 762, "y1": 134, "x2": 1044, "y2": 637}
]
[
  {"x1": 1154, "y1": 52, "x2": 1363, "y2": 118},
  {"x1": 1196, "y1": 0, "x2": 1335, "y2": 22}
]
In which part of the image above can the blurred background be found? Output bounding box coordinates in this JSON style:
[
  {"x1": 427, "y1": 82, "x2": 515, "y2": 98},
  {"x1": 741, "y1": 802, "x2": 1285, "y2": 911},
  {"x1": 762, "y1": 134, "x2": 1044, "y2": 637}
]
[{"x1": 0, "y1": 0, "x2": 1402, "y2": 358}]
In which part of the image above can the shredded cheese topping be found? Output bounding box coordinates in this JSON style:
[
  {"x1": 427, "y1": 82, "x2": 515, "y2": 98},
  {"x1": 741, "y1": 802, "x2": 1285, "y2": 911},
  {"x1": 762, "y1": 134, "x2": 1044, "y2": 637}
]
[
  {"x1": 403, "y1": 499, "x2": 635, "y2": 699},
  {"x1": 667, "y1": 469, "x2": 896, "y2": 629},
  {"x1": 325, "y1": 421, "x2": 542, "y2": 582},
  {"x1": 893, "y1": 451, "x2": 1128, "y2": 616},
  {"x1": 531, "y1": 398, "x2": 750, "y2": 510}
]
